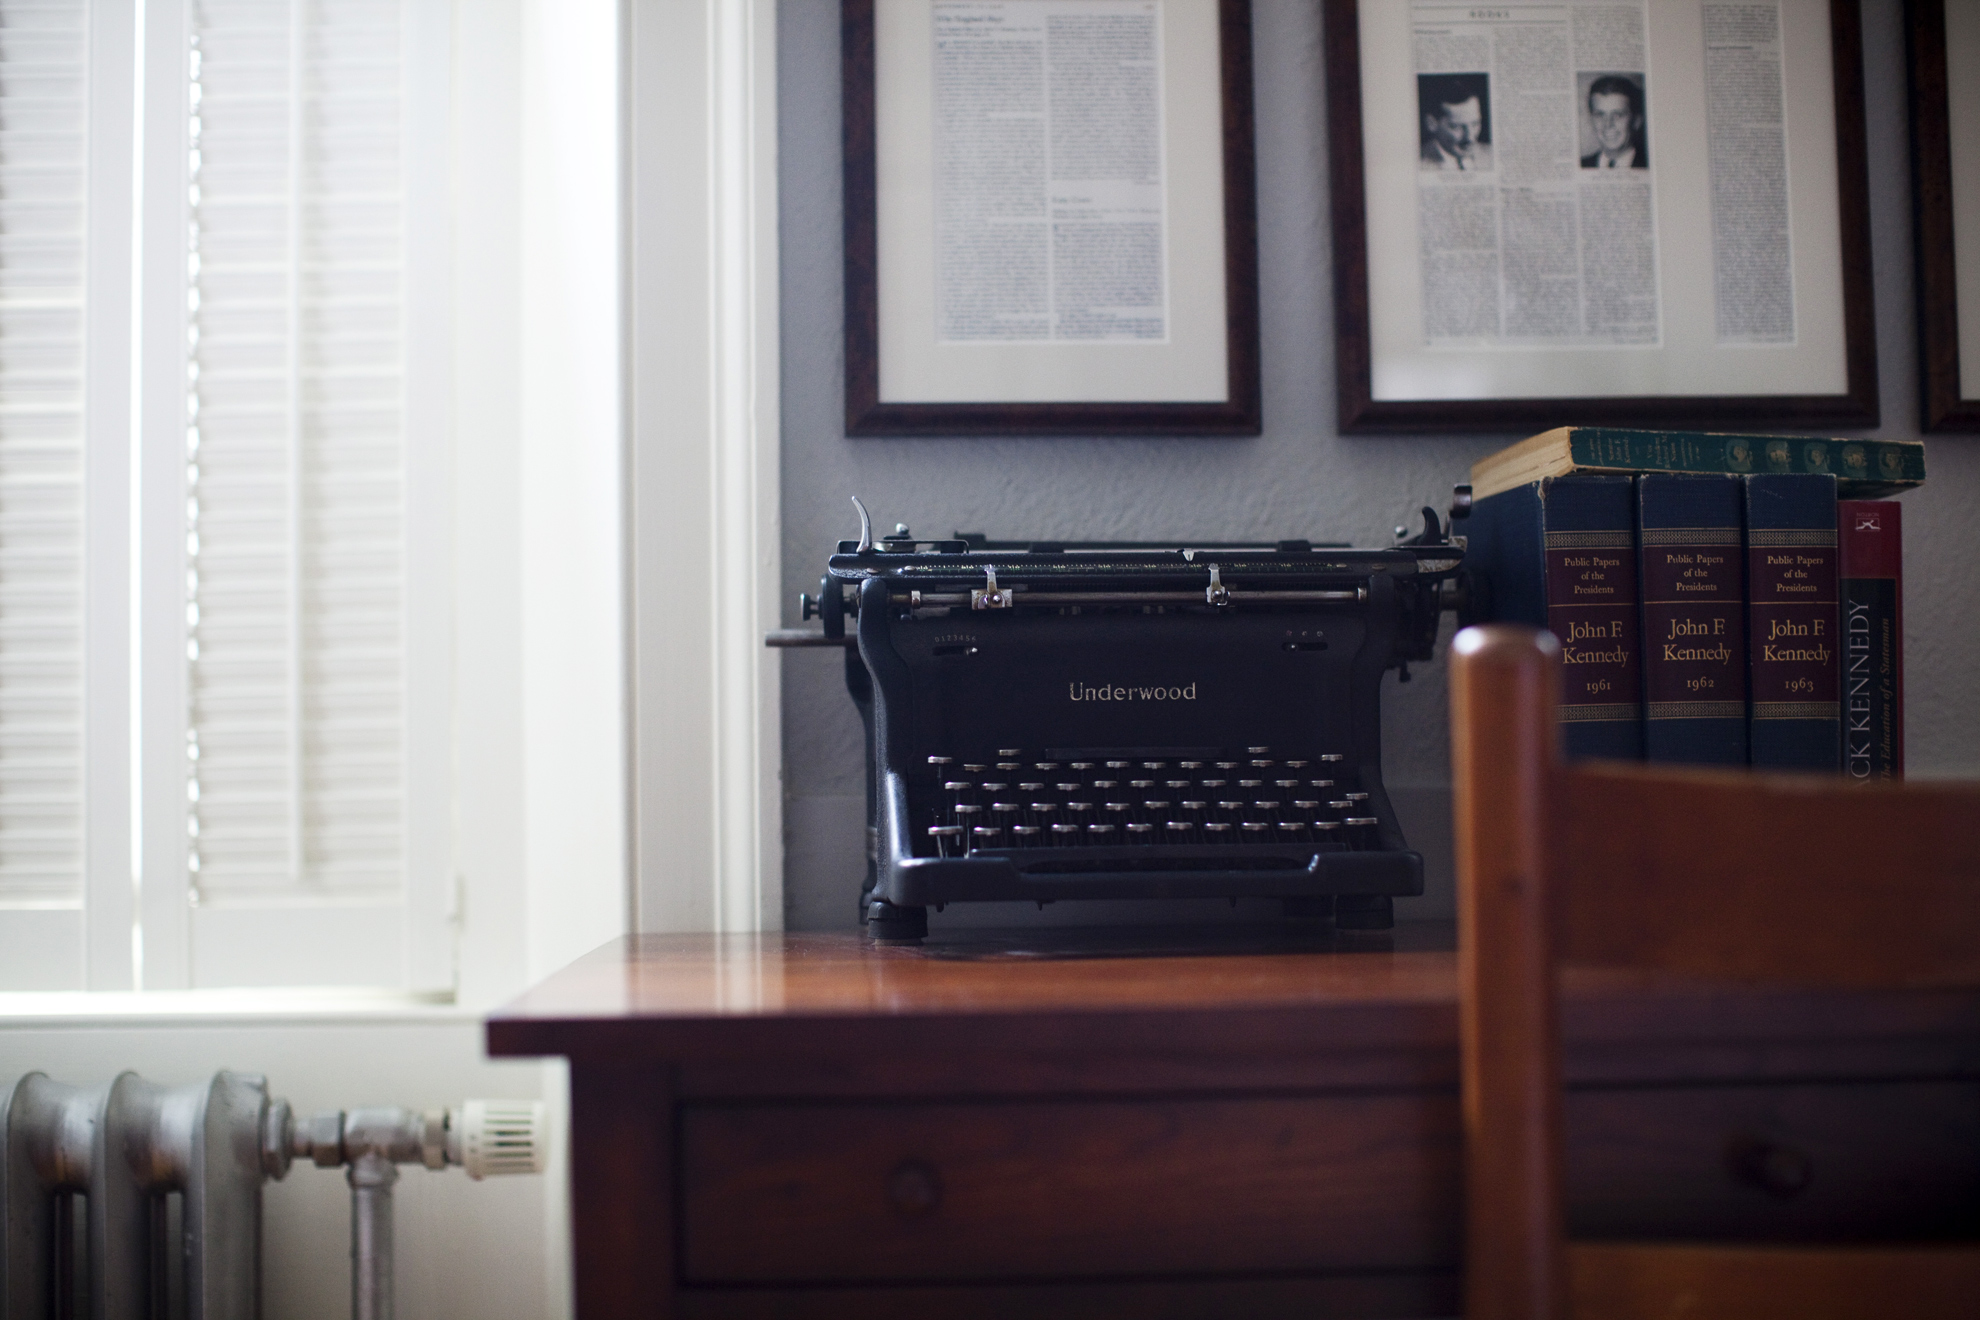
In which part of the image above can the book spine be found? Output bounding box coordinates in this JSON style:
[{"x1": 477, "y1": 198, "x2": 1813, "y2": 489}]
[
  {"x1": 1744, "y1": 474, "x2": 1841, "y2": 770},
  {"x1": 1541, "y1": 478, "x2": 1641, "y2": 760},
  {"x1": 1838, "y1": 499, "x2": 1903, "y2": 781},
  {"x1": 1638, "y1": 475, "x2": 1747, "y2": 765},
  {"x1": 1566, "y1": 429, "x2": 1924, "y2": 492}
]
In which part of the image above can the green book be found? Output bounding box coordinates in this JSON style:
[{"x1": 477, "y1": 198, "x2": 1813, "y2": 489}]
[{"x1": 1471, "y1": 427, "x2": 1924, "y2": 502}]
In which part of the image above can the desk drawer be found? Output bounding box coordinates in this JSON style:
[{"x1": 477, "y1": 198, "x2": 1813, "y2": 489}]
[
  {"x1": 679, "y1": 1094, "x2": 1461, "y2": 1284},
  {"x1": 1565, "y1": 1080, "x2": 1980, "y2": 1241}
]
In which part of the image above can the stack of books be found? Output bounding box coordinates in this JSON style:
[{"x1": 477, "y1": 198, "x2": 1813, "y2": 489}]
[{"x1": 1464, "y1": 427, "x2": 1917, "y2": 780}]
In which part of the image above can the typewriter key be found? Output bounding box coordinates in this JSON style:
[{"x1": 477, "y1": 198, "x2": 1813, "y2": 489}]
[
  {"x1": 1142, "y1": 800, "x2": 1170, "y2": 812},
  {"x1": 1284, "y1": 759, "x2": 1310, "y2": 769},
  {"x1": 1200, "y1": 778, "x2": 1226, "y2": 789},
  {"x1": 954, "y1": 803, "x2": 982, "y2": 817},
  {"x1": 1142, "y1": 761, "x2": 1166, "y2": 771},
  {"x1": 1086, "y1": 823, "x2": 1117, "y2": 842},
  {"x1": 1345, "y1": 792, "x2": 1370, "y2": 803},
  {"x1": 1250, "y1": 759, "x2": 1275, "y2": 769},
  {"x1": 1050, "y1": 823, "x2": 1081, "y2": 842},
  {"x1": 1125, "y1": 822, "x2": 1154, "y2": 841},
  {"x1": 972, "y1": 825, "x2": 1002, "y2": 843},
  {"x1": 1275, "y1": 778, "x2": 1301, "y2": 789},
  {"x1": 1035, "y1": 762, "x2": 1060, "y2": 772},
  {"x1": 1309, "y1": 779, "x2": 1335, "y2": 790},
  {"x1": 1106, "y1": 760, "x2": 1132, "y2": 770},
  {"x1": 1166, "y1": 821, "x2": 1196, "y2": 838},
  {"x1": 1313, "y1": 820, "x2": 1342, "y2": 832},
  {"x1": 963, "y1": 764, "x2": 988, "y2": 773},
  {"x1": 1056, "y1": 782, "x2": 1081, "y2": 794},
  {"x1": 1293, "y1": 800, "x2": 1320, "y2": 811},
  {"x1": 1104, "y1": 802, "x2": 1132, "y2": 817},
  {"x1": 980, "y1": 781, "x2": 1007, "y2": 792},
  {"x1": 990, "y1": 802, "x2": 1021, "y2": 818},
  {"x1": 1202, "y1": 822, "x2": 1233, "y2": 837},
  {"x1": 1179, "y1": 760, "x2": 1204, "y2": 770},
  {"x1": 1019, "y1": 782, "x2": 1045, "y2": 793},
  {"x1": 1215, "y1": 760, "x2": 1240, "y2": 771},
  {"x1": 1166, "y1": 779, "x2": 1190, "y2": 790},
  {"x1": 1241, "y1": 822, "x2": 1271, "y2": 836},
  {"x1": 1092, "y1": 778, "x2": 1119, "y2": 790},
  {"x1": 1065, "y1": 801, "x2": 1093, "y2": 816},
  {"x1": 927, "y1": 756, "x2": 954, "y2": 766},
  {"x1": 1012, "y1": 825, "x2": 1042, "y2": 846},
  {"x1": 1246, "y1": 746, "x2": 1270, "y2": 754},
  {"x1": 1238, "y1": 779, "x2": 1263, "y2": 790},
  {"x1": 1216, "y1": 800, "x2": 1245, "y2": 813},
  {"x1": 996, "y1": 762, "x2": 1022, "y2": 772},
  {"x1": 1253, "y1": 800, "x2": 1280, "y2": 813},
  {"x1": 997, "y1": 748, "x2": 1023, "y2": 758},
  {"x1": 1030, "y1": 802, "x2": 1058, "y2": 817},
  {"x1": 1070, "y1": 761, "x2": 1095, "y2": 771},
  {"x1": 942, "y1": 781, "x2": 971, "y2": 793},
  {"x1": 1180, "y1": 800, "x2": 1207, "y2": 813},
  {"x1": 1320, "y1": 753, "x2": 1345, "y2": 763},
  {"x1": 1328, "y1": 800, "x2": 1352, "y2": 811},
  {"x1": 1278, "y1": 822, "x2": 1307, "y2": 837},
  {"x1": 927, "y1": 825, "x2": 963, "y2": 856},
  {"x1": 1129, "y1": 779, "x2": 1155, "y2": 790}
]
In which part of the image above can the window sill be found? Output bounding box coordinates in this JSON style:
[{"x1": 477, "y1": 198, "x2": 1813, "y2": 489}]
[{"x1": 0, "y1": 987, "x2": 467, "y2": 1027}]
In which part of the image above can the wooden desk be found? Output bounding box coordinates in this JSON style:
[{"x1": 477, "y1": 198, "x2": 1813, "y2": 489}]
[{"x1": 487, "y1": 924, "x2": 1980, "y2": 1320}]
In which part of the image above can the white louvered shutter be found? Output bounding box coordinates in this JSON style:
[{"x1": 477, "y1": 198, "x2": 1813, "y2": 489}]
[
  {"x1": 168, "y1": 0, "x2": 449, "y2": 988},
  {"x1": 0, "y1": 0, "x2": 87, "y2": 986},
  {"x1": 0, "y1": 0, "x2": 138, "y2": 991}
]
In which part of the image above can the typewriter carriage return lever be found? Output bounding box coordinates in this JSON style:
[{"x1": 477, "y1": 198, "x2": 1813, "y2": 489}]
[{"x1": 774, "y1": 496, "x2": 1469, "y2": 944}]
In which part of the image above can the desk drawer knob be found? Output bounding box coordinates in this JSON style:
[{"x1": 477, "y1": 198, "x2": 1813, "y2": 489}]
[
  {"x1": 887, "y1": 1158, "x2": 943, "y2": 1218},
  {"x1": 1726, "y1": 1136, "x2": 1813, "y2": 1200}
]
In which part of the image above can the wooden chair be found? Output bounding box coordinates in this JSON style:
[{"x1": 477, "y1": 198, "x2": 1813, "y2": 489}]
[{"x1": 1449, "y1": 624, "x2": 1980, "y2": 1320}]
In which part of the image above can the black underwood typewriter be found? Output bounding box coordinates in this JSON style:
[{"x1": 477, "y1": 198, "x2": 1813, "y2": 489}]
[{"x1": 775, "y1": 500, "x2": 1464, "y2": 942}]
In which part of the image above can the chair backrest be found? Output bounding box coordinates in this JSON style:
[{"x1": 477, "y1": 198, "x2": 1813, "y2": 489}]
[{"x1": 1447, "y1": 623, "x2": 1980, "y2": 1320}]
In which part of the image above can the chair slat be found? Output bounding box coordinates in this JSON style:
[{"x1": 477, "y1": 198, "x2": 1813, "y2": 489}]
[
  {"x1": 1557, "y1": 764, "x2": 1980, "y2": 985},
  {"x1": 1569, "y1": 1241, "x2": 1980, "y2": 1320}
]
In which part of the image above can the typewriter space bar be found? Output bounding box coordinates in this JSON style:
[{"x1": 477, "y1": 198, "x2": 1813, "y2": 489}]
[{"x1": 1043, "y1": 746, "x2": 1224, "y2": 761}]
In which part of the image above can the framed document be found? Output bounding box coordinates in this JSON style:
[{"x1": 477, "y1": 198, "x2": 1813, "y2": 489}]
[
  {"x1": 1909, "y1": 0, "x2": 1980, "y2": 430},
  {"x1": 843, "y1": 0, "x2": 1261, "y2": 435},
  {"x1": 1325, "y1": 0, "x2": 1878, "y2": 433}
]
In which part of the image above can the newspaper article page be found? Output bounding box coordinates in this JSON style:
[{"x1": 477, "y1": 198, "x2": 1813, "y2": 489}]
[
  {"x1": 931, "y1": 0, "x2": 1169, "y2": 344},
  {"x1": 1411, "y1": 1, "x2": 1659, "y2": 348},
  {"x1": 1704, "y1": 3, "x2": 1795, "y2": 344}
]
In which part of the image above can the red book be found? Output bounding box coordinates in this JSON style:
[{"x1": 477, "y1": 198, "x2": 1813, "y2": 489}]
[{"x1": 1837, "y1": 500, "x2": 1902, "y2": 781}]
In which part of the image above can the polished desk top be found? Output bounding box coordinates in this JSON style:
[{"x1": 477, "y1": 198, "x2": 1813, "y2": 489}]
[{"x1": 487, "y1": 923, "x2": 1980, "y2": 1089}]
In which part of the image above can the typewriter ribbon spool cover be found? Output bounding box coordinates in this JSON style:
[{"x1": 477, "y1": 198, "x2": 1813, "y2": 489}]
[{"x1": 798, "y1": 515, "x2": 1463, "y2": 941}]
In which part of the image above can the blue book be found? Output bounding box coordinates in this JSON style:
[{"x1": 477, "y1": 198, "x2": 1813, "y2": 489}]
[
  {"x1": 1744, "y1": 474, "x2": 1841, "y2": 770},
  {"x1": 1638, "y1": 475, "x2": 1747, "y2": 765},
  {"x1": 1468, "y1": 476, "x2": 1642, "y2": 760}
]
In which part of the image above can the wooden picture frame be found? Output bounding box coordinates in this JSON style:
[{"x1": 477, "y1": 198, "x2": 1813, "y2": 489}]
[
  {"x1": 1325, "y1": 0, "x2": 1878, "y2": 434},
  {"x1": 842, "y1": 0, "x2": 1261, "y2": 436},
  {"x1": 1908, "y1": 0, "x2": 1980, "y2": 430}
]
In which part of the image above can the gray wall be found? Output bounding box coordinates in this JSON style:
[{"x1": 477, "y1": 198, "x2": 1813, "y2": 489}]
[{"x1": 776, "y1": 0, "x2": 1980, "y2": 931}]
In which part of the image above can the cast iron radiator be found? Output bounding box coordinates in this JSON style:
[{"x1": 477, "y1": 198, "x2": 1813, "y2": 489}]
[{"x1": 1, "y1": 1071, "x2": 546, "y2": 1320}]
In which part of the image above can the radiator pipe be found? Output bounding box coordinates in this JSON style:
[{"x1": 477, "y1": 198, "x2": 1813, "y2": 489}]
[{"x1": 347, "y1": 1153, "x2": 397, "y2": 1320}]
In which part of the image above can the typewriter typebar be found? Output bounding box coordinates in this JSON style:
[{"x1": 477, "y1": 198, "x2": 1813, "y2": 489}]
[{"x1": 792, "y1": 507, "x2": 1464, "y2": 942}]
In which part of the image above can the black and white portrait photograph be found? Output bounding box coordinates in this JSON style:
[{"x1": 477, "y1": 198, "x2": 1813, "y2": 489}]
[
  {"x1": 1577, "y1": 71, "x2": 1649, "y2": 169},
  {"x1": 1417, "y1": 72, "x2": 1493, "y2": 172}
]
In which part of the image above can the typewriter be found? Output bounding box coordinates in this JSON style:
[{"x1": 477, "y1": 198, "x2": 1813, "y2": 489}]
[{"x1": 774, "y1": 499, "x2": 1465, "y2": 942}]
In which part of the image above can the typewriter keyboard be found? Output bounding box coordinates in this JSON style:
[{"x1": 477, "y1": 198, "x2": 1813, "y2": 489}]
[{"x1": 916, "y1": 748, "x2": 1379, "y2": 858}]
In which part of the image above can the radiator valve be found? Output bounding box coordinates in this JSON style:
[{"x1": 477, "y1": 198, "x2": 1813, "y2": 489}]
[{"x1": 286, "y1": 1099, "x2": 549, "y2": 1178}]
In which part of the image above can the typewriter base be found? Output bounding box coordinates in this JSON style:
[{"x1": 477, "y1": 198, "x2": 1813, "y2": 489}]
[{"x1": 863, "y1": 848, "x2": 1422, "y2": 941}]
